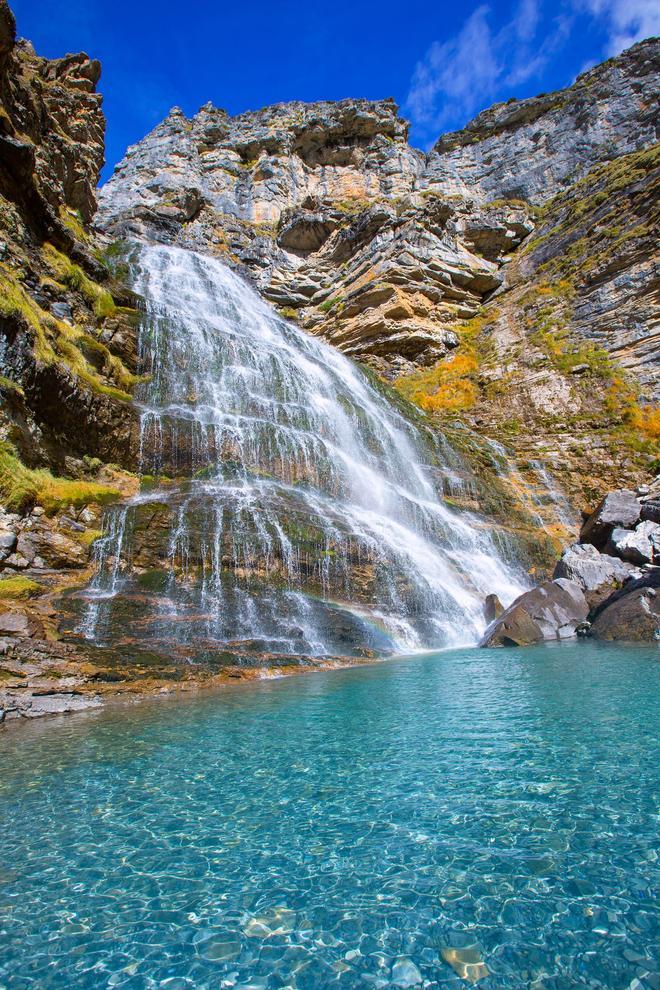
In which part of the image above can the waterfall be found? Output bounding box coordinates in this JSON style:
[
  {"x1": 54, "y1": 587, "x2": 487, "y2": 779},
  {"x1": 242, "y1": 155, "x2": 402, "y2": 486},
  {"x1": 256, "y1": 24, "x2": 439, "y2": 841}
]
[{"x1": 77, "y1": 243, "x2": 526, "y2": 660}]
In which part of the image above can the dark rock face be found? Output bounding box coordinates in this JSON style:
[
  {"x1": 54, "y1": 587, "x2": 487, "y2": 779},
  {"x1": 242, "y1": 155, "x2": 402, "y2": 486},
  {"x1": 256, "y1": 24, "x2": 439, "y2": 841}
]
[
  {"x1": 590, "y1": 570, "x2": 660, "y2": 642},
  {"x1": 480, "y1": 578, "x2": 588, "y2": 647},
  {"x1": 580, "y1": 490, "x2": 641, "y2": 549},
  {"x1": 0, "y1": 1, "x2": 104, "y2": 231}
]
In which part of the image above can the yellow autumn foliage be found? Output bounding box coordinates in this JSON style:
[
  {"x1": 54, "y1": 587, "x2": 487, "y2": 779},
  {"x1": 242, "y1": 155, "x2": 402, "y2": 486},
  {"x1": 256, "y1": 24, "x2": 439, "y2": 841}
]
[{"x1": 395, "y1": 353, "x2": 478, "y2": 414}]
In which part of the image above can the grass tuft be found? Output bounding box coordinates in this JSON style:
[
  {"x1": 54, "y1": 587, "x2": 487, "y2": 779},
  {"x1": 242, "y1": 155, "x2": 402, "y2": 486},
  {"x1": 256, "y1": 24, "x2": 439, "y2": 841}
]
[{"x1": 0, "y1": 442, "x2": 121, "y2": 515}]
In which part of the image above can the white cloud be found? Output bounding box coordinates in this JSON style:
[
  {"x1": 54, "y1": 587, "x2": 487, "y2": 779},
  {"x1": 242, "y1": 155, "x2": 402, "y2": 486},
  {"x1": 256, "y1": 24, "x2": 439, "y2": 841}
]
[
  {"x1": 575, "y1": 0, "x2": 660, "y2": 54},
  {"x1": 405, "y1": 6, "x2": 497, "y2": 131},
  {"x1": 405, "y1": 0, "x2": 657, "y2": 143},
  {"x1": 405, "y1": 1, "x2": 567, "y2": 140}
]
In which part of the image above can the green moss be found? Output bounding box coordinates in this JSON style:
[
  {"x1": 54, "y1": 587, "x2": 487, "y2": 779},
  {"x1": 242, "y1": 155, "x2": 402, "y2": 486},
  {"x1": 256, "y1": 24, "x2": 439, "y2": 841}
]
[
  {"x1": 58, "y1": 206, "x2": 88, "y2": 243},
  {"x1": 42, "y1": 243, "x2": 117, "y2": 321},
  {"x1": 76, "y1": 528, "x2": 102, "y2": 548},
  {"x1": 0, "y1": 441, "x2": 121, "y2": 514},
  {"x1": 319, "y1": 296, "x2": 342, "y2": 313},
  {"x1": 0, "y1": 375, "x2": 24, "y2": 398},
  {"x1": 136, "y1": 569, "x2": 171, "y2": 592},
  {"x1": 0, "y1": 576, "x2": 41, "y2": 600}
]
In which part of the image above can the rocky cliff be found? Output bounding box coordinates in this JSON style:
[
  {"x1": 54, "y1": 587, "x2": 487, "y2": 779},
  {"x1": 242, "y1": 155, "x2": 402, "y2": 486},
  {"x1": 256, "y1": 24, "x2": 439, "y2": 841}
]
[
  {"x1": 0, "y1": 0, "x2": 140, "y2": 476},
  {"x1": 98, "y1": 39, "x2": 659, "y2": 519},
  {"x1": 0, "y1": 0, "x2": 141, "y2": 703}
]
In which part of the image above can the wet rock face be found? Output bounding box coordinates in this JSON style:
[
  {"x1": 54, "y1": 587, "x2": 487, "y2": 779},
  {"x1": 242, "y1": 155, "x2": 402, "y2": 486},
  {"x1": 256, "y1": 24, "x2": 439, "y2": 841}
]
[{"x1": 425, "y1": 39, "x2": 659, "y2": 205}]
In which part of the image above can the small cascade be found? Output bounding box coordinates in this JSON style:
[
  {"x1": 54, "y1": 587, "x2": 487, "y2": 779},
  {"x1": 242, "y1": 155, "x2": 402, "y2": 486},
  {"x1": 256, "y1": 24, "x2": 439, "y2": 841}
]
[
  {"x1": 483, "y1": 438, "x2": 580, "y2": 541},
  {"x1": 74, "y1": 244, "x2": 526, "y2": 659}
]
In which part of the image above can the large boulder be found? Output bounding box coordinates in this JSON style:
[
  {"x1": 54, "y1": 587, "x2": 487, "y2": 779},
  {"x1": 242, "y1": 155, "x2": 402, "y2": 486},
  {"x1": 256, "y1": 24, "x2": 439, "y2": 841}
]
[
  {"x1": 640, "y1": 498, "x2": 660, "y2": 524},
  {"x1": 553, "y1": 543, "x2": 639, "y2": 607},
  {"x1": 605, "y1": 520, "x2": 660, "y2": 566},
  {"x1": 580, "y1": 490, "x2": 641, "y2": 550},
  {"x1": 590, "y1": 569, "x2": 660, "y2": 642},
  {"x1": 480, "y1": 579, "x2": 589, "y2": 647}
]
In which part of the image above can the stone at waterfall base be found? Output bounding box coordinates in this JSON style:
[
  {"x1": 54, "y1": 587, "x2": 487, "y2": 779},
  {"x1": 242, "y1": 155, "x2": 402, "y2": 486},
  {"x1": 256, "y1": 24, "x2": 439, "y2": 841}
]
[
  {"x1": 479, "y1": 579, "x2": 589, "y2": 647},
  {"x1": 0, "y1": 634, "x2": 374, "y2": 725},
  {"x1": 589, "y1": 569, "x2": 660, "y2": 642}
]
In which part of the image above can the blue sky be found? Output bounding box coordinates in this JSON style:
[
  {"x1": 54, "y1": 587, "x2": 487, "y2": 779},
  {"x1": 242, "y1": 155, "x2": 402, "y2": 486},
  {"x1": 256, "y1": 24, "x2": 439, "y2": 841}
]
[{"x1": 11, "y1": 0, "x2": 659, "y2": 183}]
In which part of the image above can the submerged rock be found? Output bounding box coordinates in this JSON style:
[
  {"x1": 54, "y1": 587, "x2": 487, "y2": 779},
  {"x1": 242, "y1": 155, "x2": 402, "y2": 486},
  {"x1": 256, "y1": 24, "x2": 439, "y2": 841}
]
[
  {"x1": 391, "y1": 957, "x2": 423, "y2": 987},
  {"x1": 480, "y1": 578, "x2": 588, "y2": 647},
  {"x1": 440, "y1": 946, "x2": 489, "y2": 984}
]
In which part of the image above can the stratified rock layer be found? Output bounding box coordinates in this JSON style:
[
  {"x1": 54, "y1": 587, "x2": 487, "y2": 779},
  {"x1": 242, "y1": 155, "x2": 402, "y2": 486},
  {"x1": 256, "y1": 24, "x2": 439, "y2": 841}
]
[{"x1": 97, "y1": 39, "x2": 659, "y2": 516}]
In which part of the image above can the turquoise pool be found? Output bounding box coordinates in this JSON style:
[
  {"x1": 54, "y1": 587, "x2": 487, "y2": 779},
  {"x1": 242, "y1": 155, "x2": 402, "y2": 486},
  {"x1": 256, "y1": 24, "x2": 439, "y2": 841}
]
[{"x1": 0, "y1": 643, "x2": 658, "y2": 988}]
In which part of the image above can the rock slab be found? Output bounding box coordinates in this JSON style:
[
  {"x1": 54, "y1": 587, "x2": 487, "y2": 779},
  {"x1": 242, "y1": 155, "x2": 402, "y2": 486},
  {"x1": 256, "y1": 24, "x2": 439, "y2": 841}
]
[{"x1": 480, "y1": 579, "x2": 589, "y2": 647}]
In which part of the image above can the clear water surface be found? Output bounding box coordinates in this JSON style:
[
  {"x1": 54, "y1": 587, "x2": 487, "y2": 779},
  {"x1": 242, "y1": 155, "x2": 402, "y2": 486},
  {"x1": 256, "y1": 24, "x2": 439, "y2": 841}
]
[{"x1": 0, "y1": 643, "x2": 658, "y2": 989}]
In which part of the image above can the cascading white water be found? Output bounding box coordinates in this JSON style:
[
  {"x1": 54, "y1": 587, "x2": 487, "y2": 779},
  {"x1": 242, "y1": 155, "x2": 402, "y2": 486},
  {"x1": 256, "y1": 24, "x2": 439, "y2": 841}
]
[{"x1": 78, "y1": 243, "x2": 526, "y2": 659}]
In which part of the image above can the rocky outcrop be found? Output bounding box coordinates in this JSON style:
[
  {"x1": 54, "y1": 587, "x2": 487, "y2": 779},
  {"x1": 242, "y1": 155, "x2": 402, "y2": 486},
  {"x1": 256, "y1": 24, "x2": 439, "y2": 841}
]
[
  {"x1": 425, "y1": 40, "x2": 659, "y2": 205},
  {"x1": 479, "y1": 578, "x2": 589, "y2": 647},
  {"x1": 553, "y1": 542, "x2": 639, "y2": 608},
  {"x1": 0, "y1": 0, "x2": 104, "y2": 239},
  {"x1": 0, "y1": 1, "x2": 140, "y2": 472},
  {"x1": 547, "y1": 483, "x2": 660, "y2": 641},
  {"x1": 97, "y1": 39, "x2": 659, "y2": 517},
  {"x1": 590, "y1": 569, "x2": 660, "y2": 642},
  {"x1": 483, "y1": 480, "x2": 660, "y2": 645}
]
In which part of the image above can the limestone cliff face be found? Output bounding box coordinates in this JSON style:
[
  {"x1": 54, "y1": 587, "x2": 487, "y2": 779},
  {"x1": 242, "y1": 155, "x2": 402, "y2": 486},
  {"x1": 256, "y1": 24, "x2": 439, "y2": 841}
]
[
  {"x1": 99, "y1": 98, "x2": 421, "y2": 228},
  {"x1": 425, "y1": 39, "x2": 659, "y2": 205},
  {"x1": 98, "y1": 99, "x2": 535, "y2": 371},
  {"x1": 97, "y1": 39, "x2": 659, "y2": 514}
]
